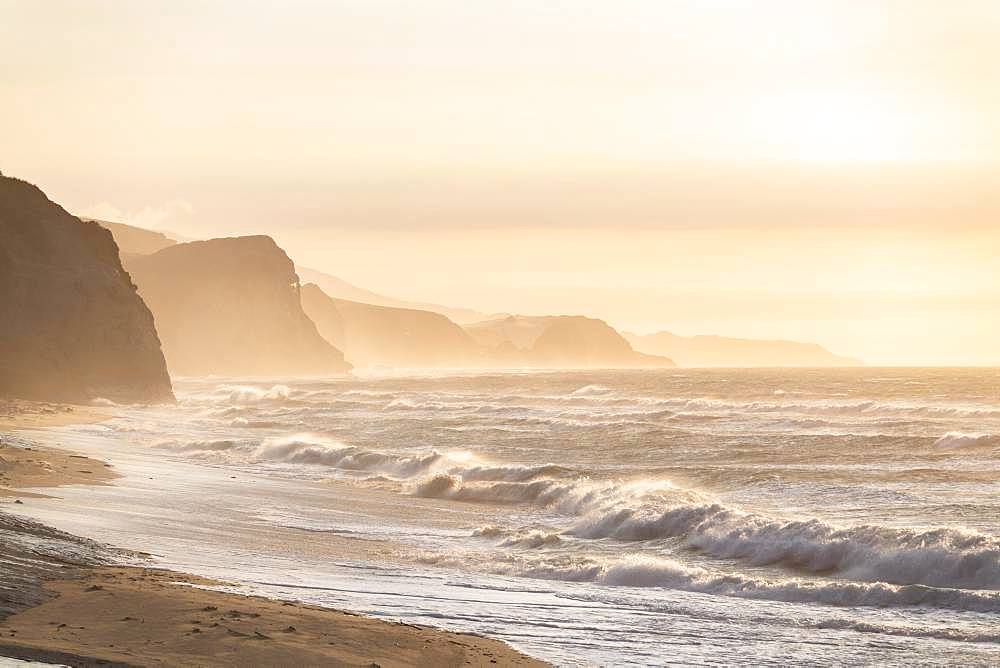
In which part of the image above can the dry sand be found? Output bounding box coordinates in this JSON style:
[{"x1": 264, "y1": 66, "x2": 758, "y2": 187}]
[{"x1": 0, "y1": 400, "x2": 548, "y2": 667}]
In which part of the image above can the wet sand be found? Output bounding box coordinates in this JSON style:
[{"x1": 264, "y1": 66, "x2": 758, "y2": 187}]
[
  {"x1": 0, "y1": 439, "x2": 116, "y2": 499},
  {"x1": 0, "y1": 399, "x2": 107, "y2": 432},
  {"x1": 0, "y1": 567, "x2": 544, "y2": 667},
  {"x1": 0, "y1": 400, "x2": 547, "y2": 667},
  {"x1": 1, "y1": 401, "x2": 116, "y2": 500}
]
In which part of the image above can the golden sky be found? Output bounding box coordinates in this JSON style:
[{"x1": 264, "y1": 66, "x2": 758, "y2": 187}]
[{"x1": 3, "y1": 1, "x2": 999, "y2": 365}]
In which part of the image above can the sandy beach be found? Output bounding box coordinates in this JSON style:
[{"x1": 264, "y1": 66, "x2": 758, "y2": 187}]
[
  {"x1": 0, "y1": 402, "x2": 115, "y2": 499},
  {"x1": 0, "y1": 400, "x2": 546, "y2": 667},
  {"x1": 0, "y1": 567, "x2": 543, "y2": 667}
]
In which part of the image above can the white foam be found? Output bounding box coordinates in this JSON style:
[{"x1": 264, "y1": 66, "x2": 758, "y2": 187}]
[
  {"x1": 497, "y1": 553, "x2": 1000, "y2": 613},
  {"x1": 412, "y1": 458, "x2": 1000, "y2": 591},
  {"x1": 933, "y1": 431, "x2": 1000, "y2": 449},
  {"x1": 571, "y1": 503, "x2": 1000, "y2": 590},
  {"x1": 656, "y1": 396, "x2": 1000, "y2": 420},
  {"x1": 500, "y1": 530, "x2": 563, "y2": 549},
  {"x1": 212, "y1": 384, "x2": 294, "y2": 404},
  {"x1": 154, "y1": 438, "x2": 240, "y2": 453},
  {"x1": 156, "y1": 422, "x2": 1000, "y2": 593},
  {"x1": 252, "y1": 435, "x2": 449, "y2": 478},
  {"x1": 570, "y1": 384, "x2": 614, "y2": 396}
]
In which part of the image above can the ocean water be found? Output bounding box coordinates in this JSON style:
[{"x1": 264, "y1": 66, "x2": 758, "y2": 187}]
[{"x1": 12, "y1": 368, "x2": 1000, "y2": 665}]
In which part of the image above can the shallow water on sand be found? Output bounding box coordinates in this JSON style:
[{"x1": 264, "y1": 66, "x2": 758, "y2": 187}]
[{"x1": 11, "y1": 368, "x2": 1000, "y2": 665}]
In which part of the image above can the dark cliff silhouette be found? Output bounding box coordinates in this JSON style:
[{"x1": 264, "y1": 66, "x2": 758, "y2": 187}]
[{"x1": 0, "y1": 174, "x2": 173, "y2": 403}]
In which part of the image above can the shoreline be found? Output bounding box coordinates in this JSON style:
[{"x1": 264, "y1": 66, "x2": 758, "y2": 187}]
[
  {"x1": 0, "y1": 567, "x2": 543, "y2": 667},
  {"x1": 0, "y1": 400, "x2": 547, "y2": 667}
]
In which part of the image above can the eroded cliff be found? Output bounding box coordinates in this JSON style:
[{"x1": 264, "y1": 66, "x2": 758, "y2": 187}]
[
  {"x1": 465, "y1": 315, "x2": 674, "y2": 368},
  {"x1": 125, "y1": 237, "x2": 350, "y2": 376},
  {"x1": 300, "y1": 283, "x2": 482, "y2": 369},
  {"x1": 0, "y1": 175, "x2": 173, "y2": 403}
]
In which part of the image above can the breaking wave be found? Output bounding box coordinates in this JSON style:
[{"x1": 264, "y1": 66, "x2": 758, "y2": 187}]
[
  {"x1": 500, "y1": 530, "x2": 563, "y2": 549},
  {"x1": 655, "y1": 397, "x2": 1000, "y2": 420},
  {"x1": 418, "y1": 551, "x2": 1000, "y2": 614},
  {"x1": 206, "y1": 384, "x2": 295, "y2": 405},
  {"x1": 571, "y1": 384, "x2": 614, "y2": 396},
  {"x1": 412, "y1": 461, "x2": 1000, "y2": 591},
  {"x1": 571, "y1": 505, "x2": 1000, "y2": 590},
  {"x1": 253, "y1": 436, "x2": 449, "y2": 478},
  {"x1": 90, "y1": 397, "x2": 118, "y2": 407},
  {"x1": 158, "y1": 375, "x2": 1000, "y2": 625},
  {"x1": 933, "y1": 431, "x2": 1000, "y2": 450},
  {"x1": 161, "y1": 433, "x2": 577, "y2": 491},
  {"x1": 157, "y1": 426, "x2": 1000, "y2": 595},
  {"x1": 154, "y1": 438, "x2": 241, "y2": 453}
]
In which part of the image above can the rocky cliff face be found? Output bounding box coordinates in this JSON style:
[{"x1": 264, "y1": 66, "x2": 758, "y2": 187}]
[
  {"x1": 300, "y1": 284, "x2": 482, "y2": 369},
  {"x1": 0, "y1": 175, "x2": 173, "y2": 403},
  {"x1": 465, "y1": 315, "x2": 674, "y2": 368},
  {"x1": 125, "y1": 237, "x2": 350, "y2": 376},
  {"x1": 624, "y1": 331, "x2": 862, "y2": 367}
]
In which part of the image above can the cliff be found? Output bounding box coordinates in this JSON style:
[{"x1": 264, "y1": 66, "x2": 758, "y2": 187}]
[
  {"x1": 125, "y1": 237, "x2": 350, "y2": 376},
  {"x1": 88, "y1": 219, "x2": 178, "y2": 257},
  {"x1": 300, "y1": 284, "x2": 482, "y2": 369},
  {"x1": 296, "y1": 266, "x2": 501, "y2": 325},
  {"x1": 465, "y1": 316, "x2": 674, "y2": 368},
  {"x1": 624, "y1": 331, "x2": 862, "y2": 367},
  {"x1": 0, "y1": 175, "x2": 173, "y2": 403}
]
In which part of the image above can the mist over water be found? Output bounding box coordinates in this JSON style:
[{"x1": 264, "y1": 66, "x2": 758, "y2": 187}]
[{"x1": 27, "y1": 368, "x2": 1000, "y2": 664}]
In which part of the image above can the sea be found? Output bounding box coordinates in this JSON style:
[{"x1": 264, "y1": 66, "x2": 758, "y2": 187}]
[{"x1": 10, "y1": 368, "x2": 1000, "y2": 666}]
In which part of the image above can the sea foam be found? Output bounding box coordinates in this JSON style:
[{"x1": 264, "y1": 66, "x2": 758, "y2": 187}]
[{"x1": 933, "y1": 431, "x2": 1000, "y2": 449}]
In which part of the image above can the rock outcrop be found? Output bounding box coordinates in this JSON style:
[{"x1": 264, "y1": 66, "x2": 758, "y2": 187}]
[
  {"x1": 300, "y1": 284, "x2": 482, "y2": 369},
  {"x1": 465, "y1": 316, "x2": 674, "y2": 368},
  {"x1": 90, "y1": 219, "x2": 178, "y2": 258},
  {"x1": 624, "y1": 331, "x2": 861, "y2": 367},
  {"x1": 125, "y1": 237, "x2": 350, "y2": 376},
  {"x1": 0, "y1": 174, "x2": 173, "y2": 403}
]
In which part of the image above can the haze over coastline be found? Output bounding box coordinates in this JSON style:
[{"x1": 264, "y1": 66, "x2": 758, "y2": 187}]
[
  {"x1": 4, "y1": 1, "x2": 1000, "y2": 366},
  {"x1": 2, "y1": 2, "x2": 999, "y2": 667},
  {"x1": 95, "y1": 217, "x2": 854, "y2": 372}
]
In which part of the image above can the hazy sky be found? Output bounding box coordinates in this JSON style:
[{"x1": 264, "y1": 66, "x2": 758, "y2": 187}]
[{"x1": 3, "y1": 0, "x2": 999, "y2": 365}]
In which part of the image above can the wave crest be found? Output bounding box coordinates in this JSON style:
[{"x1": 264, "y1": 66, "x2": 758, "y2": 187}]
[{"x1": 933, "y1": 431, "x2": 1000, "y2": 449}]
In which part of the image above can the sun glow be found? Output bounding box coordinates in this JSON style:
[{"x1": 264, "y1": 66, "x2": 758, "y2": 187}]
[
  {"x1": 748, "y1": 91, "x2": 914, "y2": 163},
  {"x1": 4, "y1": 1, "x2": 1000, "y2": 365}
]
